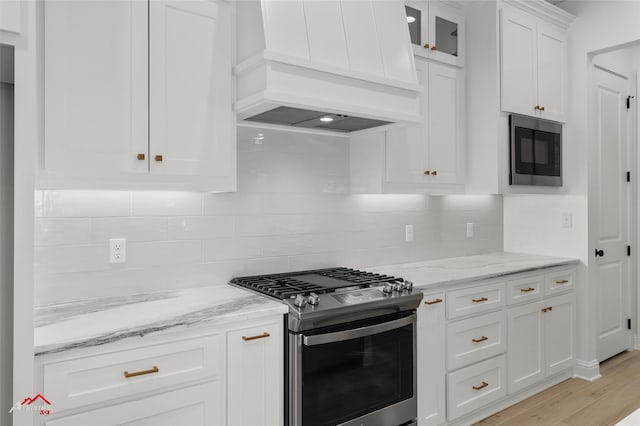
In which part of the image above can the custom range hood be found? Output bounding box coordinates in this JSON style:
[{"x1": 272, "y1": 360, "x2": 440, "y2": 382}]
[{"x1": 235, "y1": 0, "x2": 422, "y2": 133}]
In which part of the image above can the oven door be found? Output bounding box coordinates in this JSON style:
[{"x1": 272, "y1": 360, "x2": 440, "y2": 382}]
[
  {"x1": 510, "y1": 114, "x2": 563, "y2": 186},
  {"x1": 289, "y1": 311, "x2": 416, "y2": 426}
]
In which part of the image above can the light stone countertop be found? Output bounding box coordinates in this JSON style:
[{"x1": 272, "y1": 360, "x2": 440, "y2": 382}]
[
  {"x1": 34, "y1": 285, "x2": 288, "y2": 356},
  {"x1": 34, "y1": 252, "x2": 578, "y2": 356},
  {"x1": 368, "y1": 252, "x2": 579, "y2": 290}
]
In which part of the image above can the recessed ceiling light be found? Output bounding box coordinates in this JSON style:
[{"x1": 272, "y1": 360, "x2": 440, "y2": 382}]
[
  {"x1": 320, "y1": 116, "x2": 334, "y2": 122},
  {"x1": 406, "y1": 16, "x2": 416, "y2": 23}
]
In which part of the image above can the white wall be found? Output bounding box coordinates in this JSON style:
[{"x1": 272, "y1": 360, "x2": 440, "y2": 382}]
[
  {"x1": 505, "y1": 0, "x2": 640, "y2": 379},
  {"x1": 33, "y1": 127, "x2": 504, "y2": 306},
  {"x1": 0, "y1": 82, "x2": 14, "y2": 426}
]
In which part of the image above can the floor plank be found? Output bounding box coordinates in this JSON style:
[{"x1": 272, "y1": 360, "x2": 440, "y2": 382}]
[{"x1": 476, "y1": 351, "x2": 640, "y2": 426}]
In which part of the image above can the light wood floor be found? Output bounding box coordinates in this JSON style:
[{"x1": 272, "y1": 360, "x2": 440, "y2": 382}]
[{"x1": 476, "y1": 351, "x2": 640, "y2": 426}]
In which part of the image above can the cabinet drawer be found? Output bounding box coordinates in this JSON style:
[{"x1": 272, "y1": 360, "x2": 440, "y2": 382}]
[
  {"x1": 447, "y1": 355, "x2": 507, "y2": 421},
  {"x1": 447, "y1": 311, "x2": 506, "y2": 370},
  {"x1": 507, "y1": 274, "x2": 544, "y2": 305},
  {"x1": 544, "y1": 269, "x2": 575, "y2": 296},
  {"x1": 45, "y1": 380, "x2": 222, "y2": 426},
  {"x1": 43, "y1": 334, "x2": 222, "y2": 412},
  {"x1": 446, "y1": 282, "x2": 505, "y2": 319}
]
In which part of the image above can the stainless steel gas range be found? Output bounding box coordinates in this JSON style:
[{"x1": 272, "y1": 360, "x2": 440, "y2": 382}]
[{"x1": 231, "y1": 267, "x2": 423, "y2": 426}]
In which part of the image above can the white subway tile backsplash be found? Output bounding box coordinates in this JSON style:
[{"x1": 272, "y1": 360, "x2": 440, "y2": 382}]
[
  {"x1": 131, "y1": 191, "x2": 203, "y2": 216},
  {"x1": 168, "y1": 216, "x2": 234, "y2": 240},
  {"x1": 34, "y1": 127, "x2": 504, "y2": 305},
  {"x1": 44, "y1": 190, "x2": 131, "y2": 217}
]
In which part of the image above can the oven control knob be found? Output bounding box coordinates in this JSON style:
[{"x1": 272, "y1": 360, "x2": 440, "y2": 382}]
[
  {"x1": 308, "y1": 293, "x2": 320, "y2": 306},
  {"x1": 404, "y1": 280, "x2": 414, "y2": 291},
  {"x1": 293, "y1": 294, "x2": 307, "y2": 308},
  {"x1": 393, "y1": 283, "x2": 403, "y2": 292},
  {"x1": 382, "y1": 284, "x2": 394, "y2": 295}
]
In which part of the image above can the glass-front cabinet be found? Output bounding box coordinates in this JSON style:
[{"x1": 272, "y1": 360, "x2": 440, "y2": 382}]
[{"x1": 405, "y1": 1, "x2": 464, "y2": 67}]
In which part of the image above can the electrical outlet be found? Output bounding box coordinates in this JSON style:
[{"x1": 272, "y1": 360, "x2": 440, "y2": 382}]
[
  {"x1": 109, "y1": 238, "x2": 126, "y2": 264},
  {"x1": 405, "y1": 225, "x2": 414, "y2": 242},
  {"x1": 562, "y1": 212, "x2": 573, "y2": 228},
  {"x1": 466, "y1": 223, "x2": 474, "y2": 238}
]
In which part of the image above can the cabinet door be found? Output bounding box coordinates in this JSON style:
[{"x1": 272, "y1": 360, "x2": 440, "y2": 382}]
[
  {"x1": 536, "y1": 21, "x2": 566, "y2": 122},
  {"x1": 44, "y1": 0, "x2": 149, "y2": 175},
  {"x1": 149, "y1": 0, "x2": 234, "y2": 182},
  {"x1": 0, "y1": 0, "x2": 20, "y2": 34},
  {"x1": 45, "y1": 381, "x2": 222, "y2": 426},
  {"x1": 507, "y1": 301, "x2": 544, "y2": 393},
  {"x1": 417, "y1": 293, "x2": 446, "y2": 426},
  {"x1": 544, "y1": 293, "x2": 575, "y2": 377},
  {"x1": 386, "y1": 59, "x2": 428, "y2": 184},
  {"x1": 428, "y1": 63, "x2": 461, "y2": 184},
  {"x1": 500, "y1": 6, "x2": 538, "y2": 117},
  {"x1": 429, "y1": 3, "x2": 464, "y2": 67},
  {"x1": 227, "y1": 320, "x2": 283, "y2": 426},
  {"x1": 405, "y1": 0, "x2": 429, "y2": 57}
]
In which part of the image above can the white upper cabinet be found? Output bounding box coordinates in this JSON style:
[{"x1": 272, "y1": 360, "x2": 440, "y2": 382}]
[
  {"x1": 405, "y1": 0, "x2": 465, "y2": 67},
  {"x1": 149, "y1": 0, "x2": 234, "y2": 182},
  {"x1": 43, "y1": 0, "x2": 235, "y2": 191},
  {"x1": 500, "y1": 4, "x2": 568, "y2": 122},
  {"x1": 351, "y1": 59, "x2": 464, "y2": 193}
]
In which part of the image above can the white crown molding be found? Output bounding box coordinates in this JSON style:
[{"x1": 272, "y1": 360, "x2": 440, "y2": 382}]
[{"x1": 503, "y1": 0, "x2": 576, "y2": 28}]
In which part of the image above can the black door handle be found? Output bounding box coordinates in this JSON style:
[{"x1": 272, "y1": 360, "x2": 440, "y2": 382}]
[{"x1": 595, "y1": 249, "x2": 604, "y2": 257}]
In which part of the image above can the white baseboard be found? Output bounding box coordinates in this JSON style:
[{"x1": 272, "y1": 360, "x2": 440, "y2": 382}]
[
  {"x1": 634, "y1": 337, "x2": 640, "y2": 350},
  {"x1": 574, "y1": 358, "x2": 601, "y2": 381}
]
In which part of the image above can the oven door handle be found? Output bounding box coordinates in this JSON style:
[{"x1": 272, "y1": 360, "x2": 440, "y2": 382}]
[{"x1": 302, "y1": 315, "x2": 415, "y2": 346}]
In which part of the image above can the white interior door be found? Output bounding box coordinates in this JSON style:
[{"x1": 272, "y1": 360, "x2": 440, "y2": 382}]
[{"x1": 594, "y1": 66, "x2": 633, "y2": 362}]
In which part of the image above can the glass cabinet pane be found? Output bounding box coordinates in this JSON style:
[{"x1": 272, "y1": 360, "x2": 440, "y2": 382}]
[
  {"x1": 435, "y1": 16, "x2": 458, "y2": 56},
  {"x1": 405, "y1": 6, "x2": 422, "y2": 46}
]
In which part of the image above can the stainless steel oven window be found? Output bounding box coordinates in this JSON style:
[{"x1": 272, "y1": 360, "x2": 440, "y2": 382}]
[{"x1": 289, "y1": 312, "x2": 417, "y2": 426}]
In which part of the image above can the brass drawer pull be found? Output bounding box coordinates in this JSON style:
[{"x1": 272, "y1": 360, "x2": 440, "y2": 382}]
[
  {"x1": 541, "y1": 306, "x2": 553, "y2": 313},
  {"x1": 431, "y1": 170, "x2": 438, "y2": 176},
  {"x1": 472, "y1": 297, "x2": 488, "y2": 303},
  {"x1": 242, "y1": 332, "x2": 270, "y2": 341},
  {"x1": 555, "y1": 279, "x2": 569, "y2": 284},
  {"x1": 424, "y1": 170, "x2": 431, "y2": 175},
  {"x1": 137, "y1": 153, "x2": 145, "y2": 161},
  {"x1": 431, "y1": 45, "x2": 438, "y2": 51},
  {"x1": 154, "y1": 154, "x2": 163, "y2": 162},
  {"x1": 540, "y1": 106, "x2": 545, "y2": 111},
  {"x1": 423, "y1": 43, "x2": 430, "y2": 49},
  {"x1": 424, "y1": 298, "x2": 443, "y2": 305},
  {"x1": 520, "y1": 287, "x2": 535, "y2": 293},
  {"x1": 472, "y1": 336, "x2": 488, "y2": 343},
  {"x1": 124, "y1": 366, "x2": 159, "y2": 379},
  {"x1": 473, "y1": 381, "x2": 489, "y2": 391}
]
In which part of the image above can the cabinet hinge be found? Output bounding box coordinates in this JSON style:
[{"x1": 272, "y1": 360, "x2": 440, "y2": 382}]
[
  {"x1": 627, "y1": 96, "x2": 635, "y2": 109},
  {"x1": 628, "y1": 318, "x2": 632, "y2": 330},
  {"x1": 628, "y1": 245, "x2": 632, "y2": 256},
  {"x1": 627, "y1": 171, "x2": 631, "y2": 182}
]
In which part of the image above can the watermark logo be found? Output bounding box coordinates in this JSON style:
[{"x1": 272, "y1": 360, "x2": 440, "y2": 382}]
[{"x1": 9, "y1": 394, "x2": 52, "y2": 416}]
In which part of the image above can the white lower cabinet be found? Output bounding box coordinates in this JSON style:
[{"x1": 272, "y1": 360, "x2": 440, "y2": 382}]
[
  {"x1": 36, "y1": 315, "x2": 283, "y2": 426},
  {"x1": 45, "y1": 381, "x2": 222, "y2": 426},
  {"x1": 418, "y1": 266, "x2": 576, "y2": 425},
  {"x1": 417, "y1": 293, "x2": 446, "y2": 426},
  {"x1": 227, "y1": 321, "x2": 283, "y2": 426}
]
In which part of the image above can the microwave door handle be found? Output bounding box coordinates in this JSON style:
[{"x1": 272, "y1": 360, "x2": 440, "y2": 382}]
[{"x1": 302, "y1": 315, "x2": 415, "y2": 346}]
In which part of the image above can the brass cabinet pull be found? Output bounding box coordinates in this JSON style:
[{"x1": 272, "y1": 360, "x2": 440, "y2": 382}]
[
  {"x1": 540, "y1": 106, "x2": 545, "y2": 111},
  {"x1": 520, "y1": 287, "x2": 535, "y2": 293},
  {"x1": 423, "y1": 43, "x2": 430, "y2": 49},
  {"x1": 424, "y1": 170, "x2": 431, "y2": 175},
  {"x1": 242, "y1": 332, "x2": 270, "y2": 341},
  {"x1": 431, "y1": 45, "x2": 437, "y2": 51},
  {"x1": 424, "y1": 298, "x2": 443, "y2": 305},
  {"x1": 124, "y1": 366, "x2": 159, "y2": 379},
  {"x1": 472, "y1": 336, "x2": 488, "y2": 343},
  {"x1": 472, "y1": 297, "x2": 488, "y2": 303},
  {"x1": 541, "y1": 306, "x2": 553, "y2": 312},
  {"x1": 473, "y1": 381, "x2": 489, "y2": 391},
  {"x1": 154, "y1": 154, "x2": 163, "y2": 162},
  {"x1": 432, "y1": 170, "x2": 438, "y2": 176},
  {"x1": 136, "y1": 153, "x2": 145, "y2": 161},
  {"x1": 555, "y1": 279, "x2": 569, "y2": 284},
  {"x1": 534, "y1": 105, "x2": 541, "y2": 110}
]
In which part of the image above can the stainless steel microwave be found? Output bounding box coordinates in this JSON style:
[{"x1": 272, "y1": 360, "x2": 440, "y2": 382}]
[{"x1": 509, "y1": 114, "x2": 562, "y2": 187}]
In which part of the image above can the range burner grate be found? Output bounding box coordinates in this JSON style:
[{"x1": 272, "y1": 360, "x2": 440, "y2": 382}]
[{"x1": 231, "y1": 267, "x2": 403, "y2": 299}]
